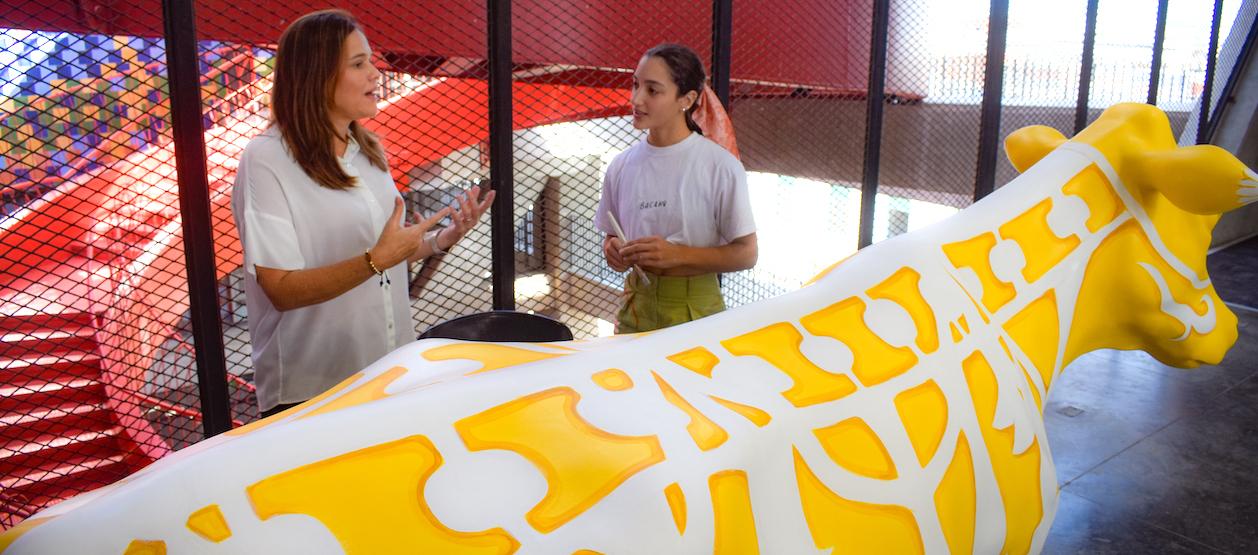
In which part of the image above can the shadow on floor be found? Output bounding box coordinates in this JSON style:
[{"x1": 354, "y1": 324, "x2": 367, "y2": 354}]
[{"x1": 1043, "y1": 238, "x2": 1258, "y2": 554}]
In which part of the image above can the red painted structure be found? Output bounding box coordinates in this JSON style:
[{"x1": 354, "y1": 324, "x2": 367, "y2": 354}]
[{"x1": 4, "y1": 0, "x2": 908, "y2": 99}]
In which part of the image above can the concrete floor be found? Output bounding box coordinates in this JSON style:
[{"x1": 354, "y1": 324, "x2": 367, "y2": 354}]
[{"x1": 1042, "y1": 238, "x2": 1258, "y2": 553}]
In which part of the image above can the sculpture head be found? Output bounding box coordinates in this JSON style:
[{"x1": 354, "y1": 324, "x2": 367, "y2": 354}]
[{"x1": 1006, "y1": 103, "x2": 1255, "y2": 368}]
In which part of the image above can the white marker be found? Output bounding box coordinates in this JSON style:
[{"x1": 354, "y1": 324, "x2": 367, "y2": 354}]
[{"x1": 606, "y1": 211, "x2": 651, "y2": 287}]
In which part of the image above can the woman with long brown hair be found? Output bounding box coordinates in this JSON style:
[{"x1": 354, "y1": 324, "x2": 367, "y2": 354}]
[{"x1": 231, "y1": 9, "x2": 493, "y2": 417}]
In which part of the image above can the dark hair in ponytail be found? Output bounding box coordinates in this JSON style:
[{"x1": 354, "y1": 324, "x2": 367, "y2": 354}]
[{"x1": 644, "y1": 43, "x2": 705, "y2": 135}]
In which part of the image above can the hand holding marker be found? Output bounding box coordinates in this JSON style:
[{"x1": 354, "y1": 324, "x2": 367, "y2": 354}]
[{"x1": 606, "y1": 211, "x2": 651, "y2": 287}]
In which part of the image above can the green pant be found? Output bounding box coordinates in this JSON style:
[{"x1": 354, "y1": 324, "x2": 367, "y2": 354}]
[{"x1": 616, "y1": 272, "x2": 726, "y2": 334}]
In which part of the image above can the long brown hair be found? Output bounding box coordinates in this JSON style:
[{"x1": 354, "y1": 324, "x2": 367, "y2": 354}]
[{"x1": 271, "y1": 9, "x2": 388, "y2": 190}]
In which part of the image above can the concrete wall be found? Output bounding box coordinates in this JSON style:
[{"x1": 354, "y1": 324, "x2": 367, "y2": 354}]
[
  {"x1": 1209, "y1": 13, "x2": 1258, "y2": 249},
  {"x1": 732, "y1": 99, "x2": 1190, "y2": 208}
]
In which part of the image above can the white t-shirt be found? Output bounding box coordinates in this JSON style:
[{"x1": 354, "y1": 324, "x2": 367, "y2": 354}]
[
  {"x1": 231, "y1": 127, "x2": 412, "y2": 411},
  {"x1": 595, "y1": 133, "x2": 755, "y2": 250}
]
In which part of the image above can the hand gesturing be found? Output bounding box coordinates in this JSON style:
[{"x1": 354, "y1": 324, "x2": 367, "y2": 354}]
[
  {"x1": 436, "y1": 185, "x2": 496, "y2": 251},
  {"x1": 372, "y1": 198, "x2": 450, "y2": 268}
]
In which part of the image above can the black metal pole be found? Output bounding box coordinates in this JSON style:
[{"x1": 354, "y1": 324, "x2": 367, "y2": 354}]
[
  {"x1": 1075, "y1": 0, "x2": 1099, "y2": 133},
  {"x1": 711, "y1": 0, "x2": 733, "y2": 108},
  {"x1": 1147, "y1": 0, "x2": 1169, "y2": 105},
  {"x1": 161, "y1": 0, "x2": 231, "y2": 436},
  {"x1": 973, "y1": 0, "x2": 1009, "y2": 201},
  {"x1": 488, "y1": 0, "x2": 514, "y2": 309},
  {"x1": 858, "y1": 0, "x2": 891, "y2": 249},
  {"x1": 1198, "y1": 0, "x2": 1225, "y2": 144},
  {"x1": 1204, "y1": 8, "x2": 1258, "y2": 142}
]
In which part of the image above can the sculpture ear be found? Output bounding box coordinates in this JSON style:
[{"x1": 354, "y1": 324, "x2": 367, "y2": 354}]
[
  {"x1": 1128, "y1": 145, "x2": 1258, "y2": 215},
  {"x1": 1004, "y1": 125, "x2": 1066, "y2": 173}
]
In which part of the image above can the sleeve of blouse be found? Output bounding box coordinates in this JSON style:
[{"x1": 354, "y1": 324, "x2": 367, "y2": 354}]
[
  {"x1": 234, "y1": 148, "x2": 306, "y2": 276},
  {"x1": 717, "y1": 156, "x2": 757, "y2": 242}
]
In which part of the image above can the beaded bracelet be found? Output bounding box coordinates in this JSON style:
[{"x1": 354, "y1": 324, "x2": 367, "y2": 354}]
[{"x1": 364, "y1": 250, "x2": 390, "y2": 287}]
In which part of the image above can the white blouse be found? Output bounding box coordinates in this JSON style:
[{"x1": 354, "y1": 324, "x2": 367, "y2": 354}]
[{"x1": 231, "y1": 127, "x2": 412, "y2": 411}]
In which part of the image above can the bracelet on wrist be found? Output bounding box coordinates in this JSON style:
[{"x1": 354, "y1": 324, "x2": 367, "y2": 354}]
[
  {"x1": 425, "y1": 229, "x2": 448, "y2": 256},
  {"x1": 364, "y1": 250, "x2": 391, "y2": 287}
]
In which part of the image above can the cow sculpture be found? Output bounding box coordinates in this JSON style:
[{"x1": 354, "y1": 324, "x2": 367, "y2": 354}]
[{"x1": 2, "y1": 103, "x2": 1255, "y2": 554}]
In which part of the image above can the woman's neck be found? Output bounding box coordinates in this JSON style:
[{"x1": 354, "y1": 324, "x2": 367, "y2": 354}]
[
  {"x1": 330, "y1": 118, "x2": 352, "y2": 157},
  {"x1": 646, "y1": 119, "x2": 692, "y2": 147}
]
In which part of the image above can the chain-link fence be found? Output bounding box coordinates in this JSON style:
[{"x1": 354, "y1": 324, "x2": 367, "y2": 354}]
[
  {"x1": 725, "y1": 0, "x2": 874, "y2": 305},
  {"x1": 994, "y1": 0, "x2": 1089, "y2": 187},
  {"x1": 873, "y1": 0, "x2": 983, "y2": 240},
  {"x1": 1, "y1": 0, "x2": 1248, "y2": 528},
  {"x1": 0, "y1": 11, "x2": 195, "y2": 527}
]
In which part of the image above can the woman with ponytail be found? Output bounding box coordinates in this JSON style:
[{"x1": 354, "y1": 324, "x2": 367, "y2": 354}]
[
  {"x1": 232, "y1": 10, "x2": 493, "y2": 417},
  {"x1": 596, "y1": 43, "x2": 758, "y2": 333}
]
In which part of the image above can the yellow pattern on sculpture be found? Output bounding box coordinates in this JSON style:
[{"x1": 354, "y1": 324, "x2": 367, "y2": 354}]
[
  {"x1": 998, "y1": 198, "x2": 1080, "y2": 283},
  {"x1": 423, "y1": 343, "x2": 565, "y2": 375},
  {"x1": 185, "y1": 504, "x2": 231, "y2": 543},
  {"x1": 866, "y1": 267, "x2": 940, "y2": 354},
  {"x1": 455, "y1": 388, "x2": 665, "y2": 533},
  {"x1": 943, "y1": 232, "x2": 1017, "y2": 313},
  {"x1": 793, "y1": 449, "x2": 923, "y2": 554},
  {"x1": 664, "y1": 483, "x2": 687, "y2": 535},
  {"x1": 226, "y1": 372, "x2": 361, "y2": 436},
  {"x1": 999, "y1": 336, "x2": 1044, "y2": 409},
  {"x1": 934, "y1": 433, "x2": 976, "y2": 555},
  {"x1": 652, "y1": 372, "x2": 728, "y2": 451},
  {"x1": 123, "y1": 540, "x2": 166, "y2": 555},
  {"x1": 813, "y1": 417, "x2": 897, "y2": 480},
  {"x1": 801, "y1": 297, "x2": 918, "y2": 387},
  {"x1": 0, "y1": 517, "x2": 53, "y2": 552},
  {"x1": 300, "y1": 366, "x2": 408, "y2": 420},
  {"x1": 709, "y1": 470, "x2": 759, "y2": 555},
  {"x1": 591, "y1": 369, "x2": 634, "y2": 391},
  {"x1": 247, "y1": 435, "x2": 518, "y2": 554},
  {"x1": 894, "y1": 379, "x2": 949, "y2": 467},
  {"x1": 1004, "y1": 289, "x2": 1061, "y2": 391},
  {"x1": 963, "y1": 352, "x2": 1042, "y2": 555},
  {"x1": 709, "y1": 395, "x2": 772, "y2": 427},
  {"x1": 1062, "y1": 164, "x2": 1123, "y2": 232},
  {"x1": 666, "y1": 347, "x2": 720, "y2": 378},
  {"x1": 721, "y1": 322, "x2": 857, "y2": 406}
]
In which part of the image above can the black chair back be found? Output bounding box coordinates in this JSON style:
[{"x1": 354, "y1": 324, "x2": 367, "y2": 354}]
[{"x1": 418, "y1": 310, "x2": 574, "y2": 342}]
